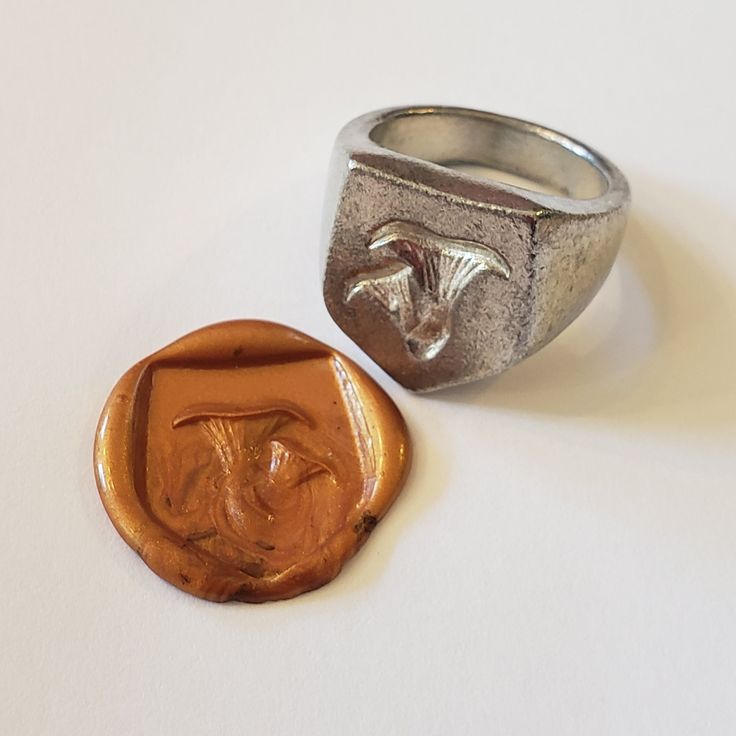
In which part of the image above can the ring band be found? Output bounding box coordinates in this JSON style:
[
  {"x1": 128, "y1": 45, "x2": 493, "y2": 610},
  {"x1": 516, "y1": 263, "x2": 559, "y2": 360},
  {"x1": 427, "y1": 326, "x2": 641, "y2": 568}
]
[{"x1": 322, "y1": 106, "x2": 630, "y2": 392}]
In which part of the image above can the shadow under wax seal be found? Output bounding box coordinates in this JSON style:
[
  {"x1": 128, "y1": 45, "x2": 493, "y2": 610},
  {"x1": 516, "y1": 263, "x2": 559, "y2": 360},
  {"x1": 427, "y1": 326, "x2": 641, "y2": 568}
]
[{"x1": 94, "y1": 320, "x2": 411, "y2": 602}]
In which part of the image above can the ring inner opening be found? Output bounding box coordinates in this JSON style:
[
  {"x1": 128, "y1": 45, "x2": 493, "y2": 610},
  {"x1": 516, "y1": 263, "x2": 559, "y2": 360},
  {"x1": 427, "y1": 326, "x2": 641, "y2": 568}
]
[{"x1": 370, "y1": 111, "x2": 608, "y2": 200}]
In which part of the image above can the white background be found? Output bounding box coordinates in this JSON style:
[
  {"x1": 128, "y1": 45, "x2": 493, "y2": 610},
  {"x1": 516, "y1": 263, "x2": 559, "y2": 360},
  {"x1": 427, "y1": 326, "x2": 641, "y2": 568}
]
[{"x1": 1, "y1": 2, "x2": 734, "y2": 734}]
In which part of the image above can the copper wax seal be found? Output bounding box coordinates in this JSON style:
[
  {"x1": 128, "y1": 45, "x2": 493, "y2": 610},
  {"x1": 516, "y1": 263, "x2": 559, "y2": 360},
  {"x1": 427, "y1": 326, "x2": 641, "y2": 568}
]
[{"x1": 94, "y1": 321, "x2": 410, "y2": 602}]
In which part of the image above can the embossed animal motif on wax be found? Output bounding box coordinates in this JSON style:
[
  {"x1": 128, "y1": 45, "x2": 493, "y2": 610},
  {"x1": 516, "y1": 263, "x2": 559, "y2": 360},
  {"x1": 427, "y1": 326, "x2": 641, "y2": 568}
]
[
  {"x1": 151, "y1": 405, "x2": 344, "y2": 577},
  {"x1": 346, "y1": 221, "x2": 511, "y2": 361}
]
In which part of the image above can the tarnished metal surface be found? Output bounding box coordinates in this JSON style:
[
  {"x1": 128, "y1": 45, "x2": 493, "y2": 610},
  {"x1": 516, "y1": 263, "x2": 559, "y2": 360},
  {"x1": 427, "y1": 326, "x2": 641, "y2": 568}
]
[{"x1": 322, "y1": 106, "x2": 630, "y2": 392}]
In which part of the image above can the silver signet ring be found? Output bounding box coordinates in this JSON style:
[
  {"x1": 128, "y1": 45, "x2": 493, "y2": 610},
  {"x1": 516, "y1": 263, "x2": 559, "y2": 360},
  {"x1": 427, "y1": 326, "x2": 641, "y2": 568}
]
[{"x1": 322, "y1": 106, "x2": 630, "y2": 392}]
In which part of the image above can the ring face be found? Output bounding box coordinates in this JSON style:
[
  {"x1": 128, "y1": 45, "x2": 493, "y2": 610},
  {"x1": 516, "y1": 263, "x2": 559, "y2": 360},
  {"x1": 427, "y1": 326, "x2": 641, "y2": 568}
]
[
  {"x1": 94, "y1": 321, "x2": 410, "y2": 602},
  {"x1": 322, "y1": 107, "x2": 630, "y2": 392}
]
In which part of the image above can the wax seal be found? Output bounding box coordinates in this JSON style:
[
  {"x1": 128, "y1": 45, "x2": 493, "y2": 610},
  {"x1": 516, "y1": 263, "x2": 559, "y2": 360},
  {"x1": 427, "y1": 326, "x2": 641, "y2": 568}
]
[{"x1": 94, "y1": 321, "x2": 411, "y2": 602}]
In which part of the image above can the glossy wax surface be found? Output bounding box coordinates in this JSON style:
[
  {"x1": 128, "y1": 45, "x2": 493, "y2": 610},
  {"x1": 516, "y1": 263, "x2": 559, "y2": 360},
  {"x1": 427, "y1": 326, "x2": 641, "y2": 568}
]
[{"x1": 94, "y1": 320, "x2": 410, "y2": 602}]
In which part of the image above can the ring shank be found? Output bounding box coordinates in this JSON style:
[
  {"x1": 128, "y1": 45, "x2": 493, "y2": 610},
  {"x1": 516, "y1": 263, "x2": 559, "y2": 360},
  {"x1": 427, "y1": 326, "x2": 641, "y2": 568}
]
[{"x1": 369, "y1": 108, "x2": 609, "y2": 200}]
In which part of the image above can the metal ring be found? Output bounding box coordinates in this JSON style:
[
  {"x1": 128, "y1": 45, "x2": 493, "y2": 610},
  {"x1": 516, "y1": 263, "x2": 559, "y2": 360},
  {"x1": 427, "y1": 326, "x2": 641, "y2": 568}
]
[{"x1": 322, "y1": 106, "x2": 631, "y2": 392}]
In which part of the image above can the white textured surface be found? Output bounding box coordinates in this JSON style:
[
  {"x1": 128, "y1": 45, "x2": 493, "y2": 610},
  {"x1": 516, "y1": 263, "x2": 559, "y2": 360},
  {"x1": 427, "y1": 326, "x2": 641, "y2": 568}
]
[{"x1": 1, "y1": 2, "x2": 734, "y2": 734}]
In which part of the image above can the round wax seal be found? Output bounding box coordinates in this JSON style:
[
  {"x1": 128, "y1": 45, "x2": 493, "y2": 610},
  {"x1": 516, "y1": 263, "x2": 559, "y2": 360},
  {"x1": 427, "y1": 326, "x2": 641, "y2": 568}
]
[{"x1": 94, "y1": 321, "x2": 411, "y2": 602}]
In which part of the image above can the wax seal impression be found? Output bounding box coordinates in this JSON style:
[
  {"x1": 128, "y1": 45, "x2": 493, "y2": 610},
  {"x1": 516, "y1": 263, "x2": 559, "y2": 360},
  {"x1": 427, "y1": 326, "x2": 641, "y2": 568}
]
[{"x1": 94, "y1": 321, "x2": 411, "y2": 602}]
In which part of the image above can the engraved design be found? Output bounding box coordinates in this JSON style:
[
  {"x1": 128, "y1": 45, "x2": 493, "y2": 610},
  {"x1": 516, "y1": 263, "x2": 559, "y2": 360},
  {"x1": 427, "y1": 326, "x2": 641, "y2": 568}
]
[
  {"x1": 346, "y1": 221, "x2": 511, "y2": 361},
  {"x1": 154, "y1": 404, "x2": 342, "y2": 576}
]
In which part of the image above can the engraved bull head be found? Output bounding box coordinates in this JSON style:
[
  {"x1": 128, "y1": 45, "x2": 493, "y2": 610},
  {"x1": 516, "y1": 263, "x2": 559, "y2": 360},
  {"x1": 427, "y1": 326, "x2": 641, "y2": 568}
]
[{"x1": 346, "y1": 221, "x2": 511, "y2": 361}]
